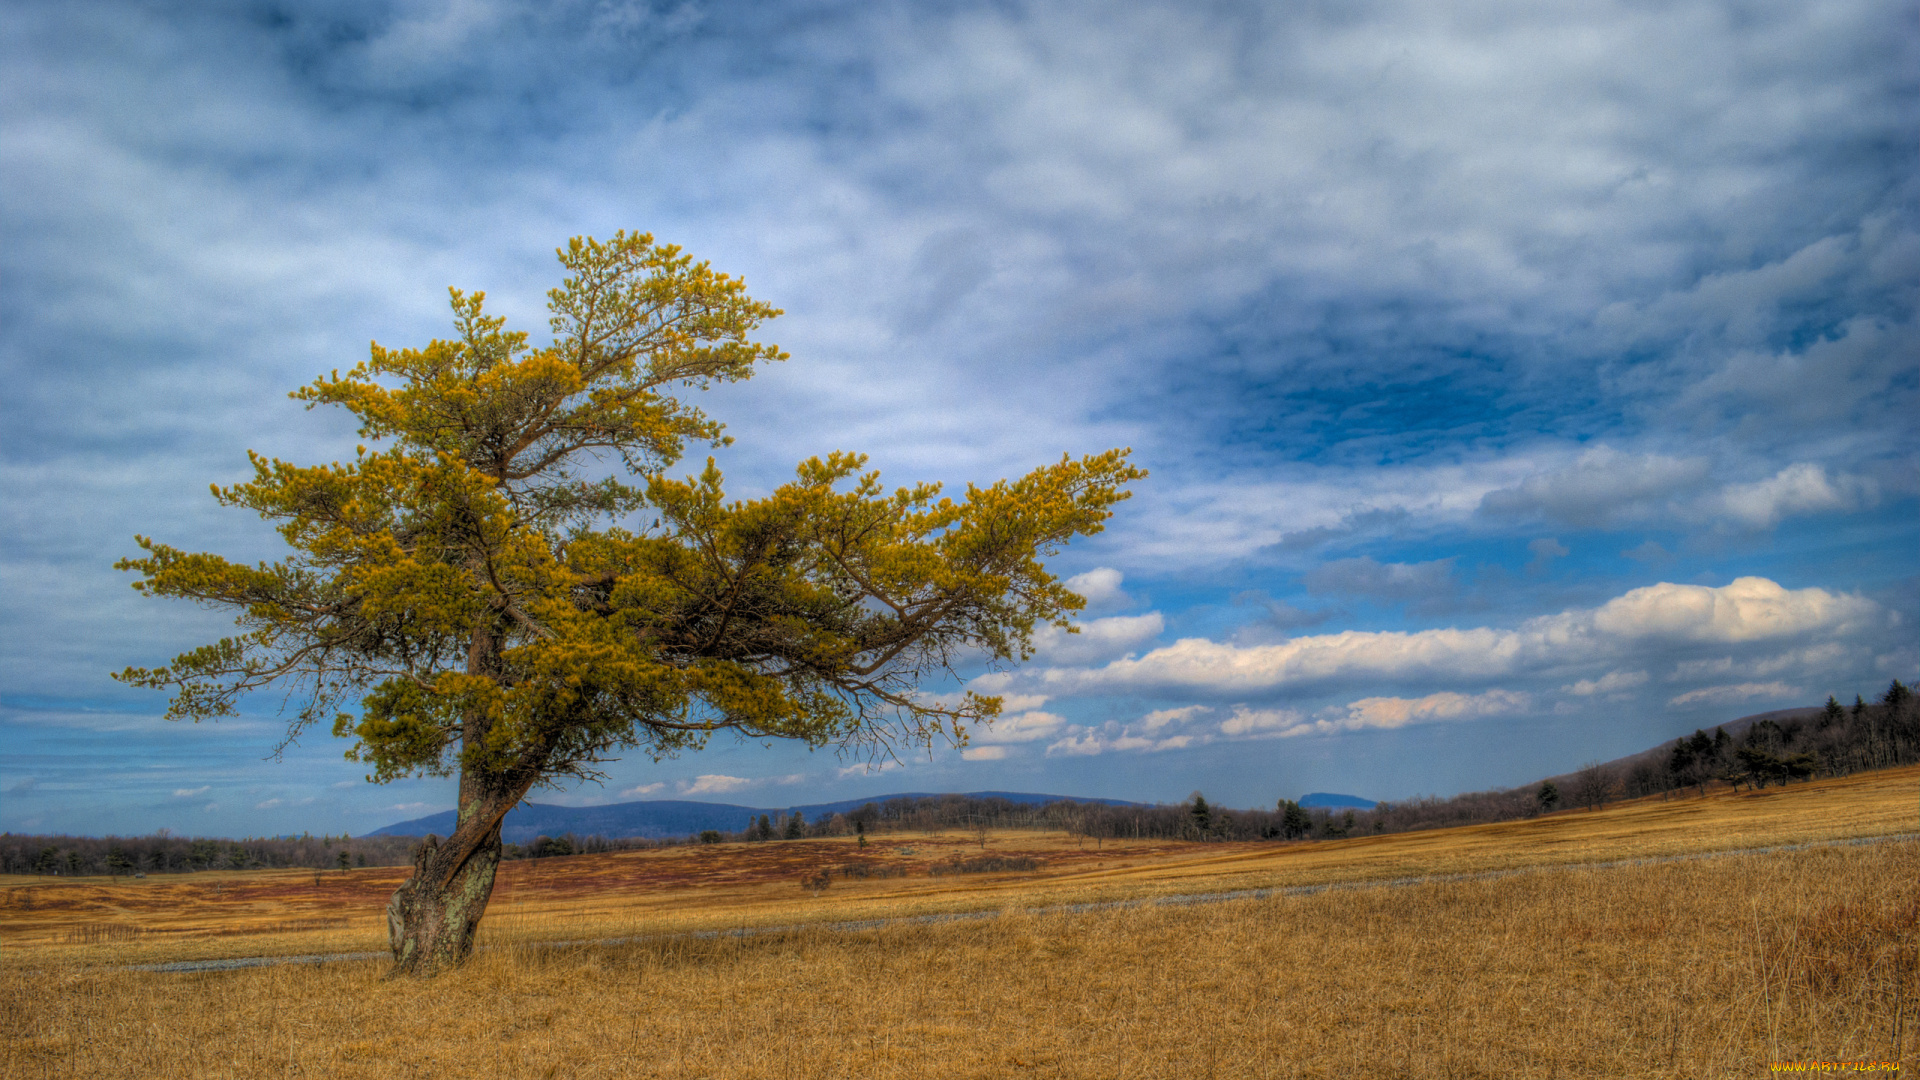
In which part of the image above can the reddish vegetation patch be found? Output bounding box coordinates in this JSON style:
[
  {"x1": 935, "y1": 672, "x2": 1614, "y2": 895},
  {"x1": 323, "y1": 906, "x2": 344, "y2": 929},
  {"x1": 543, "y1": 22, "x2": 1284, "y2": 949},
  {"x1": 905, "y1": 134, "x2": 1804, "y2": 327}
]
[
  {"x1": 493, "y1": 833, "x2": 1203, "y2": 901},
  {"x1": 0, "y1": 834, "x2": 1215, "y2": 943},
  {"x1": 0, "y1": 867, "x2": 413, "y2": 942}
]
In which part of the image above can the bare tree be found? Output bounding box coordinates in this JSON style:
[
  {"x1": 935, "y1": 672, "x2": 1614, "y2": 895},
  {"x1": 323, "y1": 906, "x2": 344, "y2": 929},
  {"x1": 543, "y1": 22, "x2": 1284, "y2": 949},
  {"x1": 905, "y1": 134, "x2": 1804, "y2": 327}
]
[{"x1": 1570, "y1": 760, "x2": 1618, "y2": 811}]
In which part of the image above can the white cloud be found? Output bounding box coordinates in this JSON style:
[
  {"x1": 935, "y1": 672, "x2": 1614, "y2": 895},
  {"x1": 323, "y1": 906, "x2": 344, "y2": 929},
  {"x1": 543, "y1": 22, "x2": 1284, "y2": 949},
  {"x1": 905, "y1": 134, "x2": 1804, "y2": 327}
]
[
  {"x1": 1706, "y1": 464, "x2": 1873, "y2": 531},
  {"x1": 1141, "y1": 705, "x2": 1209, "y2": 731},
  {"x1": 1038, "y1": 704, "x2": 1219, "y2": 756},
  {"x1": 1288, "y1": 689, "x2": 1532, "y2": 738},
  {"x1": 357, "y1": 0, "x2": 520, "y2": 83},
  {"x1": 1218, "y1": 707, "x2": 1306, "y2": 736},
  {"x1": 972, "y1": 709, "x2": 1071, "y2": 744},
  {"x1": 1030, "y1": 624, "x2": 1512, "y2": 695},
  {"x1": 1030, "y1": 613, "x2": 1165, "y2": 665},
  {"x1": 254, "y1": 798, "x2": 282, "y2": 809},
  {"x1": 920, "y1": 685, "x2": 1048, "y2": 714},
  {"x1": 1659, "y1": 289, "x2": 1920, "y2": 432},
  {"x1": 1045, "y1": 726, "x2": 1195, "y2": 757},
  {"x1": 1669, "y1": 656, "x2": 1735, "y2": 681},
  {"x1": 1110, "y1": 463, "x2": 1526, "y2": 567},
  {"x1": 1670, "y1": 643, "x2": 1849, "y2": 682},
  {"x1": 620, "y1": 782, "x2": 665, "y2": 797},
  {"x1": 1075, "y1": 690, "x2": 1528, "y2": 745},
  {"x1": 1587, "y1": 577, "x2": 1875, "y2": 644},
  {"x1": 172, "y1": 786, "x2": 209, "y2": 798},
  {"x1": 1478, "y1": 447, "x2": 1710, "y2": 529},
  {"x1": 1044, "y1": 731, "x2": 1110, "y2": 757},
  {"x1": 682, "y1": 775, "x2": 753, "y2": 795},
  {"x1": 1667, "y1": 682, "x2": 1800, "y2": 708},
  {"x1": 1480, "y1": 458, "x2": 1874, "y2": 538},
  {"x1": 1563, "y1": 670, "x2": 1648, "y2": 696},
  {"x1": 1018, "y1": 577, "x2": 1878, "y2": 697},
  {"x1": 1062, "y1": 567, "x2": 1130, "y2": 609},
  {"x1": 960, "y1": 746, "x2": 1009, "y2": 761},
  {"x1": 836, "y1": 759, "x2": 907, "y2": 780},
  {"x1": 992, "y1": 693, "x2": 1051, "y2": 713}
]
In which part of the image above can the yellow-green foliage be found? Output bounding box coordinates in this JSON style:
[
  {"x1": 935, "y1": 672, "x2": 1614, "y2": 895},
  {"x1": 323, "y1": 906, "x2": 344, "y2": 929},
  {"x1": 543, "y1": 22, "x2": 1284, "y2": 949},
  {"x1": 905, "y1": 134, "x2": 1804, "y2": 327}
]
[{"x1": 113, "y1": 231, "x2": 1144, "y2": 796}]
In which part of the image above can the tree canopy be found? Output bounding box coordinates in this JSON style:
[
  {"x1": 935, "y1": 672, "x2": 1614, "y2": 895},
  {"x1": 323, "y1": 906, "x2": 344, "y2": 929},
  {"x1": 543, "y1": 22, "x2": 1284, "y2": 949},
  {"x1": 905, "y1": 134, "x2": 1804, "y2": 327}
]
[{"x1": 114, "y1": 231, "x2": 1143, "y2": 974}]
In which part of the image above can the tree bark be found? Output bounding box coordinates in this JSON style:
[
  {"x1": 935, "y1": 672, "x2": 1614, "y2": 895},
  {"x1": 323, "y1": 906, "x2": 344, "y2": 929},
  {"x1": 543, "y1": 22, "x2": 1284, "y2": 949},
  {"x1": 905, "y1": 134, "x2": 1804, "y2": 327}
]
[{"x1": 385, "y1": 798, "x2": 510, "y2": 977}]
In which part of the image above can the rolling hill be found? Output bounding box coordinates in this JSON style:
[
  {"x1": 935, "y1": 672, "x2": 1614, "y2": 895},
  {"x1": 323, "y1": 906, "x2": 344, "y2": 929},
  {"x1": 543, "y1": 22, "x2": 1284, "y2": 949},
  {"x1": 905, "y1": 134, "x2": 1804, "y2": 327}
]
[
  {"x1": 1297, "y1": 792, "x2": 1377, "y2": 809},
  {"x1": 364, "y1": 791, "x2": 1143, "y2": 843}
]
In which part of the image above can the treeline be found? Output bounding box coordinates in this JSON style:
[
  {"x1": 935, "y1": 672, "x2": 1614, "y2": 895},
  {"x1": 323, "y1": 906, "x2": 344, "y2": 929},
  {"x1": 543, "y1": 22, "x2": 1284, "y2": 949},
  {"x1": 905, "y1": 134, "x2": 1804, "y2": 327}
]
[
  {"x1": 500, "y1": 798, "x2": 1119, "y2": 856},
  {"x1": 1329, "y1": 679, "x2": 1920, "y2": 838},
  {"x1": 0, "y1": 831, "x2": 421, "y2": 877},
  {"x1": 634, "y1": 793, "x2": 1310, "y2": 845},
  {"x1": 1644, "y1": 681, "x2": 1919, "y2": 795}
]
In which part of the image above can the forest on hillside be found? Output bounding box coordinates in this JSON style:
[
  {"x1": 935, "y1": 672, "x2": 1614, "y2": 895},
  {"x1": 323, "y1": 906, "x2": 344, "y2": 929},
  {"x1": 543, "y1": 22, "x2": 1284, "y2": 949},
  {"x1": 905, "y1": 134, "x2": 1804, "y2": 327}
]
[{"x1": 0, "y1": 831, "x2": 421, "y2": 877}]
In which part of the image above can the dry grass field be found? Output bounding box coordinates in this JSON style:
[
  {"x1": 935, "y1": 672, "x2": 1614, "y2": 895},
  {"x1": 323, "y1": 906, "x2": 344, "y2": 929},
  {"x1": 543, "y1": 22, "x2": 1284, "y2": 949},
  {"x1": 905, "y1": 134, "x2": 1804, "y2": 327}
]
[{"x1": 4, "y1": 765, "x2": 1917, "y2": 1078}]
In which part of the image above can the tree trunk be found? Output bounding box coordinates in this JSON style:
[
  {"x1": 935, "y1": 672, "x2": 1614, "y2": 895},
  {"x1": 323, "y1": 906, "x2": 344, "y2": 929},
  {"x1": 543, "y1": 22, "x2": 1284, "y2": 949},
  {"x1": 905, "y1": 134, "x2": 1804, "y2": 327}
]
[
  {"x1": 384, "y1": 809, "x2": 506, "y2": 977},
  {"x1": 383, "y1": 617, "x2": 521, "y2": 978}
]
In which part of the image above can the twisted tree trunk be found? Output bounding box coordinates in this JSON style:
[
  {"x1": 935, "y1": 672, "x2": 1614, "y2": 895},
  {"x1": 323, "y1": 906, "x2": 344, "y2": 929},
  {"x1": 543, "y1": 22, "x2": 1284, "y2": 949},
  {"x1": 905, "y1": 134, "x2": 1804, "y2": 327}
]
[
  {"x1": 383, "y1": 617, "x2": 526, "y2": 977},
  {"x1": 385, "y1": 815, "x2": 505, "y2": 977},
  {"x1": 385, "y1": 766, "x2": 531, "y2": 976}
]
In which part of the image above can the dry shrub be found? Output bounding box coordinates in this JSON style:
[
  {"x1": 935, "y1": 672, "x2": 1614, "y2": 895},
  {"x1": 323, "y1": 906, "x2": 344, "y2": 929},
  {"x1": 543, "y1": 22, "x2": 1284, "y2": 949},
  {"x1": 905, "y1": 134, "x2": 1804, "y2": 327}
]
[
  {"x1": 930, "y1": 854, "x2": 1043, "y2": 875},
  {"x1": 57, "y1": 924, "x2": 143, "y2": 946},
  {"x1": 835, "y1": 861, "x2": 909, "y2": 880}
]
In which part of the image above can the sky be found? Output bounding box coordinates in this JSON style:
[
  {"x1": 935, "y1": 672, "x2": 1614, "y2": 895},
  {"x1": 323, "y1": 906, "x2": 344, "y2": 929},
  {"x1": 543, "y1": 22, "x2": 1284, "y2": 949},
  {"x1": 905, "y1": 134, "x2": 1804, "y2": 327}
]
[{"x1": 2, "y1": 0, "x2": 1915, "y2": 838}]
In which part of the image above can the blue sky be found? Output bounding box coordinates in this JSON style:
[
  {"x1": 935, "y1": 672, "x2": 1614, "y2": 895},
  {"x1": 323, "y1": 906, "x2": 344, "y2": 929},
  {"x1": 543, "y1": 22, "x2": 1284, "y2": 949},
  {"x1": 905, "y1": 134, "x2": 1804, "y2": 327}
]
[{"x1": 3, "y1": 0, "x2": 1915, "y2": 838}]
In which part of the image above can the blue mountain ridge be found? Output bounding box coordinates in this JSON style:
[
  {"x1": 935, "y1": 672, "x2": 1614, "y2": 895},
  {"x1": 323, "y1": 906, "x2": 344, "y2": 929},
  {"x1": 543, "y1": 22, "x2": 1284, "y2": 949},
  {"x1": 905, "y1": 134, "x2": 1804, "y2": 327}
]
[
  {"x1": 1297, "y1": 792, "x2": 1377, "y2": 810},
  {"x1": 364, "y1": 791, "x2": 1145, "y2": 843}
]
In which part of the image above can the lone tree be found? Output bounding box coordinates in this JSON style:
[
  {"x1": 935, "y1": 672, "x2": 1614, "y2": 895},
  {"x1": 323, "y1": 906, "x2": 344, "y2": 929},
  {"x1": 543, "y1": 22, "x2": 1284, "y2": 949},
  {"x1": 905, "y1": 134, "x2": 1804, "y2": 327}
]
[
  {"x1": 1188, "y1": 792, "x2": 1213, "y2": 838},
  {"x1": 1536, "y1": 780, "x2": 1560, "y2": 813},
  {"x1": 1277, "y1": 798, "x2": 1310, "y2": 840},
  {"x1": 115, "y1": 231, "x2": 1143, "y2": 976}
]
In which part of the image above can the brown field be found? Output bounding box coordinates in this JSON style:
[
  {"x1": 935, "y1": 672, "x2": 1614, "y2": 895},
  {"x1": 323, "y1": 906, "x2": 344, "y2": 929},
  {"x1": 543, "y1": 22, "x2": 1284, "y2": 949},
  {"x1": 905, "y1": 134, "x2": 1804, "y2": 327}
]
[{"x1": 4, "y1": 765, "x2": 1917, "y2": 1078}]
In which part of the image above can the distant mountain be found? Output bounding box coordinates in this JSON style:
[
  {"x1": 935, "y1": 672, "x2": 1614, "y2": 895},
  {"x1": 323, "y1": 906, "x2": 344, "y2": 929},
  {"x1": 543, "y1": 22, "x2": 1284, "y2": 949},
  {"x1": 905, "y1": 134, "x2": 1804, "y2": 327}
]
[
  {"x1": 364, "y1": 790, "x2": 1143, "y2": 843},
  {"x1": 367, "y1": 800, "x2": 764, "y2": 843},
  {"x1": 1298, "y1": 792, "x2": 1376, "y2": 810}
]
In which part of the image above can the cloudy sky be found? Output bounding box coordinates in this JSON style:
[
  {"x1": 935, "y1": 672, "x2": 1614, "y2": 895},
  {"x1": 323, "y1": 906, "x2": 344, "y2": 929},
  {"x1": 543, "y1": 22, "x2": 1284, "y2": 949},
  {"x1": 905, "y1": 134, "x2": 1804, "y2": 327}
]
[{"x1": 4, "y1": 0, "x2": 1914, "y2": 837}]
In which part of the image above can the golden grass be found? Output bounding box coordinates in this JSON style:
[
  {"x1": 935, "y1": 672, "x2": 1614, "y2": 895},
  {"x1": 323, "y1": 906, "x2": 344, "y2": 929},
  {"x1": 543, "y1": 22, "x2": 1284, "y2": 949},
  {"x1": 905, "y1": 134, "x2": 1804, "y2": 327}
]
[{"x1": 4, "y1": 841, "x2": 1914, "y2": 1078}]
